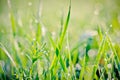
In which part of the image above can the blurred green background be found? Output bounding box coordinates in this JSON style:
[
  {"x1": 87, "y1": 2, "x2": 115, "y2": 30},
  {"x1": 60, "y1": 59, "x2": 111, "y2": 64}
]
[{"x1": 0, "y1": 0, "x2": 120, "y2": 43}]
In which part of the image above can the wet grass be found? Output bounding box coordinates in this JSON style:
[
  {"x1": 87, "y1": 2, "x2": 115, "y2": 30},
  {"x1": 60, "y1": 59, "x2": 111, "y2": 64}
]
[{"x1": 0, "y1": 0, "x2": 120, "y2": 80}]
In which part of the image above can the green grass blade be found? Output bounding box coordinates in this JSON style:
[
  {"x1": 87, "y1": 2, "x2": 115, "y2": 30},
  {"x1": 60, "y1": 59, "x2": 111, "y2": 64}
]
[
  {"x1": 57, "y1": 1, "x2": 71, "y2": 72},
  {"x1": 7, "y1": 0, "x2": 16, "y2": 37},
  {"x1": 66, "y1": 32, "x2": 72, "y2": 67},
  {"x1": 7, "y1": 0, "x2": 22, "y2": 66},
  {"x1": 49, "y1": 1, "x2": 71, "y2": 72},
  {"x1": 106, "y1": 33, "x2": 120, "y2": 70},
  {"x1": 97, "y1": 26, "x2": 103, "y2": 41},
  {"x1": 36, "y1": 0, "x2": 42, "y2": 42},
  {"x1": 10, "y1": 13, "x2": 16, "y2": 37},
  {"x1": 58, "y1": 1, "x2": 71, "y2": 49},
  {"x1": 0, "y1": 42, "x2": 16, "y2": 67},
  {"x1": 59, "y1": 55, "x2": 67, "y2": 72},
  {"x1": 92, "y1": 34, "x2": 106, "y2": 79},
  {"x1": 48, "y1": 33, "x2": 56, "y2": 49},
  {"x1": 49, "y1": 55, "x2": 58, "y2": 70},
  {"x1": 36, "y1": 22, "x2": 42, "y2": 42},
  {"x1": 48, "y1": 33, "x2": 58, "y2": 70},
  {"x1": 79, "y1": 55, "x2": 85, "y2": 80}
]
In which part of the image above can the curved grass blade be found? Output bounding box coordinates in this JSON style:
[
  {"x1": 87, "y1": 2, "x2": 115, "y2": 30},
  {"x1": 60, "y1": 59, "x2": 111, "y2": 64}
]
[
  {"x1": 106, "y1": 33, "x2": 120, "y2": 70},
  {"x1": 0, "y1": 42, "x2": 16, "y2": 67},
  {"x1": 49, "y1": 1, "x2": 71, "y2": 72},
  {"x1": 48, "y1": 33, "x2": 58, "y2": 70},
  {"x1": 48, "y1": 33, "x2": 67, "y2": 72},
  {"x1": 58, "y1": 1, "x2": 71, "y2": 49}
]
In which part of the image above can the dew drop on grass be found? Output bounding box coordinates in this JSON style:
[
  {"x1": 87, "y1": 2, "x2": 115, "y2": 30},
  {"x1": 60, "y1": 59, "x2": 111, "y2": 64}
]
[
  {"x1": 33, "y1": 38, "x2": 36, "y2": 41},
  {"x1": 110, "y1": 24, "x2": 112, "y2": 28},
  {"x1": 75, "y1": 63, "x2": 81, "y2": 71},
  {"x1": 94, "y1": 9, "x2": 99, "y2": 16},
  {"x1": 18, "y1": 17, "x2": 23, "y2": 27},
  {"x1": 88, "y1": 49, "x2": 97, "y2": 58},
  {"x1": 35, "y1": 19, "x2": 38, "y2": 23},
  {"x1": 51, "y1": 31, "x2": 56, "y2": 39},
  {"x1": 107, "y1": 64, "x2": 112, "y2": 69},
  {"x1": 68, "y1": 73, "x2": 70, "y2": 77},
  {"x1": 42, "y1": 26, "x2": 46, "y2": 36},
  {"x1": 65, "y1": 46, "x2": 68, "y2": 49},
  {"x1": 28, "y1": 2, "x2": 32, "y2": 6}
]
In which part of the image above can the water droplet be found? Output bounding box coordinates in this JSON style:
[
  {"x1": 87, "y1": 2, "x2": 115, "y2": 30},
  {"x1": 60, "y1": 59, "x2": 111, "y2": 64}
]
[
  {"x1": 28, "y1": 2, "x2": 32, "y2": 6},
  {"x1": 107, "y1": 64, "x2": 112, "y2": 69}
]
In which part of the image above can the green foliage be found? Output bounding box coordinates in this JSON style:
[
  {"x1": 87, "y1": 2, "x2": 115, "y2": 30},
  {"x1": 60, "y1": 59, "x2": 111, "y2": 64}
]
[{"x1": 0, "y1": 0, "x2": 120, "y2": 80}]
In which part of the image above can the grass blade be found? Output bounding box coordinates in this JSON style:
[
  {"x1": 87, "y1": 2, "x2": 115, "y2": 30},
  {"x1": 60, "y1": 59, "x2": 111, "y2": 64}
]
[
  {"x1": 36, "y1": 22, "x2": 42, "y2": 42},
  {"x1": 48, "y1": 34, "x2": 58, "y2": 70},
  {"x1": 8, "y1": 0, "x2": 16, "y2": 37},
  {"x1": 0, "y1": 42, "x2": 16, "y2": 67},
  {"x1": 59, "y1": 55, "x2": 67, "y2": 72},
  {"x1": 10, "y1": 13, "x2": 16, "y2": 37},
  {"x1": 92, "y1": 34, "x2": 106, "y2": 79},
  {"x1": 58, "y1": 2, "x2": 71, "y2": 48},
  {"x1": 49, "y1": 0, "x2": 71, "y2": 72},
  {"x1": 48, "y1": 32, "x2": 56, "y2": 49},
  {"x1": 106, "y1": 33, "x2": 120, "y2": 70},
  {"x1": 36, "y1": 0, "x2": 42, "y2": 42},
  {"x1": 79, "y1": 55, "x2": 86, "y2": 80}
]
